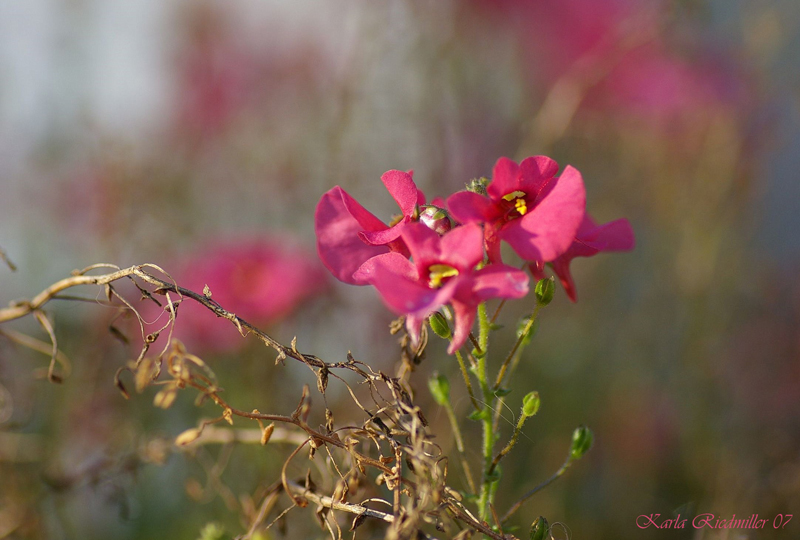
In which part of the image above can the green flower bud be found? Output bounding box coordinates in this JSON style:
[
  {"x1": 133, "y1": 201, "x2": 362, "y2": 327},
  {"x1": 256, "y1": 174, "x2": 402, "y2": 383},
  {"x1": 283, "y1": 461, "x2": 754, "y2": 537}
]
[
  {"x1": 198, "y1": 522, "x2": 226, "y2": 540},
  {"x1": 534, "y1": 277, "x2": 555, "y2": 306},
  {"x1": 529, "y1": 516, "x2": 549, "y2": 540},
  {"x1": 521, "y1": 391, "x2": 541, "y2": 417},
  {"x1": 466, "y1": 177, "x2": 489, "y2": 196},
  {"x1": 428, "y1": 372, "x2": 450, "y2": 406},
  {"x1": 428, "y1": 312, "x2": 451, "y2": 339},
  {"x1": 419, "y1": 205, "x2": 453, "y2": 235},
  {"x1": 570, "y1": 425, "x2": 594, "y2": 460}
]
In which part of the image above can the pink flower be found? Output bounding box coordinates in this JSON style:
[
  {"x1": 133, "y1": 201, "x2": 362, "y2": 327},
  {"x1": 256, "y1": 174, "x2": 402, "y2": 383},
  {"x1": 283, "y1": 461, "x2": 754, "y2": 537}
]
[
  {"x1": 532, "y1": 215, "x2": 635, "y2": 302},
  {"x1": 446, "y1": 156, "x2": 586, "y2": 263},
  {"x1": 172, "y1": 237, "x2": 328, "y2": 352},
  {"x1": 315, "y1": 170, "x2": 425, "y2": 284},
  {"x1": 353, "y1": 222, "x2": 529, "y2": 354}
]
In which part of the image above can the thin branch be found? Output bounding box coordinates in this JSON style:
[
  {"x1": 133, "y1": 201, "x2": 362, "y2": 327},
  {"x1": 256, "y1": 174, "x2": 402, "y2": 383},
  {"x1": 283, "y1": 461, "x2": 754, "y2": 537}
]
[
  {"x1": 500, "y1": 456, "x2": 573, "y2": 524},
  {"x1": 0, "y1": 246, "x2": 16, "y2": 271},
  {"x1": 0, "y1": 328, "x2": 72, "y2": 378},
  {"x1": 285, "y1": 480, "x2": 395, "y2": 524}
]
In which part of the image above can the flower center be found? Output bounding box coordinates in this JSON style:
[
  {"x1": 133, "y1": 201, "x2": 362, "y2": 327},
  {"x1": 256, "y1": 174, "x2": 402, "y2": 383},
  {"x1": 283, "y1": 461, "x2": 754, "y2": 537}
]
[
  {"x1": 502, "y1": 190, "x2": 528, "y2": 217},
  {"x1": 427, "y1": 264, "x2": 459, "y2": 288}
]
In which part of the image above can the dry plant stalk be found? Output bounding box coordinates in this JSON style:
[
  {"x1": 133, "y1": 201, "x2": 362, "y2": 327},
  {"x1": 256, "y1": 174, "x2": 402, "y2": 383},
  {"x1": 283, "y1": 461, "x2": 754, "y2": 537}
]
[{"x1": 0, "y1": 264, "x2": 519, "y2": 539}]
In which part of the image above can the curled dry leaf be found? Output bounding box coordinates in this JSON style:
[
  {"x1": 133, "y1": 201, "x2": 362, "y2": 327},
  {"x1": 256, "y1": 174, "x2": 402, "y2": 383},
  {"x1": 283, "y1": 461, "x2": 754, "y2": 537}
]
[
  {"x1": 175, "y1": 427, "x2": 202, "y2": 446},
  {"x1": 261, "y1": 423, "x2": 275, "y2": 445},
  {"x1": 153, "y1": 386, "x2": 177, "y2": 409}
]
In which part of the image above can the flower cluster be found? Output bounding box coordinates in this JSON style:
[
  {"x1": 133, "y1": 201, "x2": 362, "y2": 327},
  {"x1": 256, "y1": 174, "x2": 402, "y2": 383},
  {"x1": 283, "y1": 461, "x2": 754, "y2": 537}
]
[{"x1": 315, "y1": 156, "x2": 634, "y2": 353}]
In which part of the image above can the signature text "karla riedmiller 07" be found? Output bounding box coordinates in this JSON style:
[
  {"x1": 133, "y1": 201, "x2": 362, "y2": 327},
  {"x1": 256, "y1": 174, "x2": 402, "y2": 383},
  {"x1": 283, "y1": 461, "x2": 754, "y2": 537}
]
[{"x1": 636, "y1": 513, "x2": 793, "y2": 530}]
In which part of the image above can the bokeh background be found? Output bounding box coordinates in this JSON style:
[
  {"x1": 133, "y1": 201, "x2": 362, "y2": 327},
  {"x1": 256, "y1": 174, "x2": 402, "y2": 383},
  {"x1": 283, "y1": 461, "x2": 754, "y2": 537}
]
[{"x1": 1, "y1": 0, "x2": 800, "y2": 538}]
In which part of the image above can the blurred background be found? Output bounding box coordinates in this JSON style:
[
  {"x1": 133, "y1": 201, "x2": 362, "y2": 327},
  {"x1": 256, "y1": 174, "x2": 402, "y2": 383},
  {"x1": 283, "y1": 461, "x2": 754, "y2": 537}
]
[{"x1": 1, "y1": 0, "x2": 799, "y2": 538}]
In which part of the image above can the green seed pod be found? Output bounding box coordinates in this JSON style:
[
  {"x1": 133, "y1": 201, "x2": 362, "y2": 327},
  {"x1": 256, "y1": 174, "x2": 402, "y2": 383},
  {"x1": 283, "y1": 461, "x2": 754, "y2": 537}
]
[
  {"x1": 534, "y1": 277, "x2": 555, "y2": 306},
  {"x1": 428, "y1": 372, "x2": 450, "y2": 406},
  {"x1": 570, "y1": 425, "x2": 594, "y2": 460},
  {"x1": 529, "y1": 516, "x2": 549, "y2": 540},
  {"x1": 429, "y1": 312, "x2": 451, "y2": 339},
  {"x1": 521, "y1": 391, "x2": 541, "y2": 417}
]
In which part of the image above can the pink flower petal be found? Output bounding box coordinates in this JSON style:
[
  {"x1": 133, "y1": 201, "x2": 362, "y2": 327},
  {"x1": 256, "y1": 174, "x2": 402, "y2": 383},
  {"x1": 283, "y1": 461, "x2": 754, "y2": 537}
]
[
  {"x1": 315, "y1": 186, "x2": 389, "y2": 284},
  {"x1": 591, "y1": 217, "x2": 635, "y2": 252},
  {"x1": 405, "y1": 312, "x2": 427, "y2": 349},
  {"x1": 448, "y1": 300, "x2": 477, "y2": 354},
  {"x1": 472, "y1": 264, "x2": 530, "y2": 301},
  {"x1": 353, "y1": 251, "x2": 417, "y2": 283},
  {"x1": 487, "y1": 157, "x2": 521, "y2": 200},
  {"x1": 381, "y1": 170, "x2": 422, "y2": 216},
  {"x1": 359, "y1": 222, "x2": 405, "y2": 246},
  {"x1": 500, "y1": 165, "x2": 586, "y2": 262},
  {"x1": 361, "y1": 254, "x2": 459, "y2": 317},
  {"x1": 440, "y1": 223, "x2": 485, "y2": 271},
  {"x1": 446, "y1": 191, "x2": 499, "y2": 224},
  {"x1": 551, "y1": 257, "x2": 579, "y2": 302},
  {"x1": 519, "y1": 155, "x2": 559, "y2": 195},
  {"x1": 549, "y1": 216, "x2": 635, "y2": 302},
  {"x1": 401, "y1": 222, "x2": 443, "y2": 273},
  {"x1": 565, "y1": 216, "x2": 636, "y2": 258},
  {"x1": 336, "y1": 187, "x2": 389, "y2": 232}
]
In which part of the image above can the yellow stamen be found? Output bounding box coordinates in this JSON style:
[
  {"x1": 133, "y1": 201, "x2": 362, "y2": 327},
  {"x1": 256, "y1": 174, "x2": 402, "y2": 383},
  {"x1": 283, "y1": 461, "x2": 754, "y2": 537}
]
[
  {"x1": 502, "y1": 190, "x2": 528, "y2": 216},
  {"x1": 428, "y1": 264, "x2": 459, "y2": 288}
]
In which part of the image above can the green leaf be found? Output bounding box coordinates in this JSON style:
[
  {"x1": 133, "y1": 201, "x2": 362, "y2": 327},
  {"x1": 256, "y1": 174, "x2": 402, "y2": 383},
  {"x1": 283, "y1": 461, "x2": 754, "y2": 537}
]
[
  {"x1": 428, "y1": 372, "x2": 450, "y2": 405},
  {"x1": 468, "y1": 409, "x2": 491, "y2": 422}
]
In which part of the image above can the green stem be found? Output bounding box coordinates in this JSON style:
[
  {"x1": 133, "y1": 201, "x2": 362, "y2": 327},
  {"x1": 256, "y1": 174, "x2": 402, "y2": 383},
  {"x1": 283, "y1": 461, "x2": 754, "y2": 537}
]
[
  {"x1": 501, "y1": 456, "x2": 573, "y2": 524},
  {"x1": 492, "y1": 305, "x2": 540, "y2": 433},
  {"x1": 478, "y1": 303, "x2": 490, "y2": 353},
  {"x1": 476, "y1": 303, "x2": 496, "y2": 522},
  {"x1": 494, "y1": 305, "x2": 539, "y2": 391},
  {"x1": 488, "y1": 411, "x2": 528, "y2": 475},
  {"x1": 455, "y1": 350, "x2": 481, "y2": 412}
]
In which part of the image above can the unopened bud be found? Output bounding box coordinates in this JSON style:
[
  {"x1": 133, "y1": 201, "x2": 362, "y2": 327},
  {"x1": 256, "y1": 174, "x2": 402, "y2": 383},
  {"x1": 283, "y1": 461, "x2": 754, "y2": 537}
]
[
  {"x1": 535, "y1": 277, "x2": 555, "y2": 306},
  {"x1": 570, "y1": 425, "x2": 594, "y2": 460},
  {"x1": 419, "y1": 205, "x2": 453, "y2": 235},
  {"x1": 529, "y1": 516, "x2": 549, "y2": 540},
  {"x1": 522, "y1": 391, "x2": 541, "y2": 417},
  {"x1": 429, "y1": 312, "x2": 451, "y2": 339},
  {"x1": 466, "y1": 177, "x2": 489, "y2": 196},
  {"x1": 428, "y1": 372, "x2": 450, "y2": 406}
]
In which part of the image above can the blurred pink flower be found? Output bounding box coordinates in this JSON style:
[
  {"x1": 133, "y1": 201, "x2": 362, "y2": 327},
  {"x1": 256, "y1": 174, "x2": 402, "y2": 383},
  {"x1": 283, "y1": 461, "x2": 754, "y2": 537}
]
[
  {"x1": 447, "y1": 156, "x2": 586, "y2": 263},
  {"x1": 532, "y1": 214, "x2": 635, "y2": 302},
  {"x1": 172, "y1": 4, "x2": 329, "y2": 142},
  {"x1": 472, "y1": 0, "x2": 747, "y2": 123},
  {"x1": 315, "y1": 170, "x2": 425, "y2": 284},
  {"x1": 171, "y1": 237, "x2": 328, "y2": 352},
  {"x1": 354, "y1": 222, "x2": 529, "y2": 353},
  {"x1": 173, "y1": 9, "x2": 252, "y2": 140}
]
